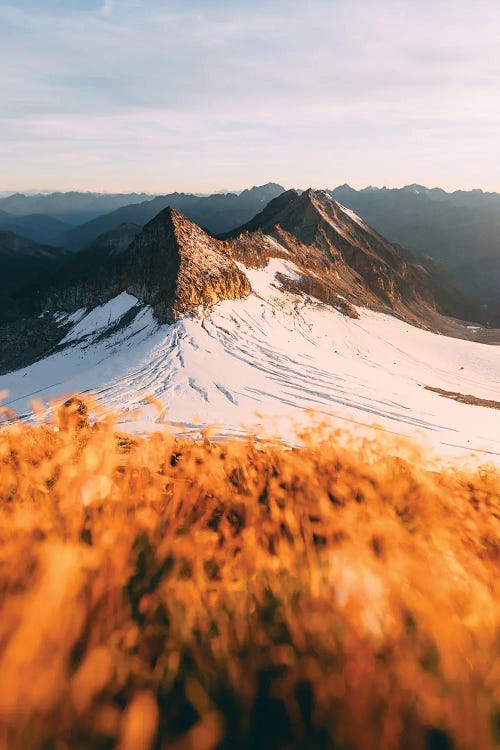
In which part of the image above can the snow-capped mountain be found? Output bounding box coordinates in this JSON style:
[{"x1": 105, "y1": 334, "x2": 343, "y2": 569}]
[{"x1": 1, "y1": 190, "x2": 498, "y2": 462}]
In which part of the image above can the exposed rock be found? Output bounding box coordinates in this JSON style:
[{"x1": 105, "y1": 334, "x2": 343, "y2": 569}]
[
  {"x1": 424, "y1": 386, "x2": 500, "y2": 410},
  {"x1": 123, "y1": 207, "x2": 251, "y2": 322}
]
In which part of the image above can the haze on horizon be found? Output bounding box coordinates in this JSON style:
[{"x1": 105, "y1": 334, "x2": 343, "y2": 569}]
[{"x1": 1, "y1": 0, "x2": 499, "y2": 195}]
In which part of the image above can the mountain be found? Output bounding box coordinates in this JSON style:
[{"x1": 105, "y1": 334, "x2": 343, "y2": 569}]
[
  {"x1": 0, "y1": 185, "x2": 285, "y2": 302},
  {"x1": 329, "y1": 184, "x2": 500, "y2": 301},
  {"x1": 0, "y1": 209, "x2": 67, "y2": 245},
  {"x1": 455, "y1": 255, "x2": 500, "y2": 302},
  {"x1": 0, "y1": 208, "x2": 252, "y2": 372},
  {"x1": 0, "y1": 191, "x2": 498, "y2": 462},
  {"x1": 62, "y1": 183, "x2": 286, "y2": 250},
  {"x1": 0, "y1": 192, "x2": 156, "y2": 225},
  {"x1": 48, "y1": 207, "x2": 250, "y2": 323},
  {"x1": 0, "y1": 231, "x2": 67, "y2": 300},
  {"x1": 224, "y1": 188, "x2": 480, "y2": 323}
]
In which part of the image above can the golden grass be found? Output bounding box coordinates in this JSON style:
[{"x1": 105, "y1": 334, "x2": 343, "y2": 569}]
[{"x1": 0, "y1": 398, "x2": 499, "y2": 750}]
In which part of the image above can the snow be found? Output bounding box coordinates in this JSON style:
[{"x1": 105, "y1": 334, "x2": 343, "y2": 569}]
[
  {"x1": 1, "y1": 262, "x2": 499, "y2": 465},
  {"x1": 337, "y1": 203, "x2": 368, "y2": 229},
  {"x1": 265, "y1": 235, "x2": 289, "y2": 255},
  {"x1": 237, "y1": 258, "x2": 302, "y2": 294},
  {"x1": 60, "y1": 293, "x2": 137, "y2": 344},
  {"x1": 53, "y1": 308, "x2": 87, "y2": 327}
]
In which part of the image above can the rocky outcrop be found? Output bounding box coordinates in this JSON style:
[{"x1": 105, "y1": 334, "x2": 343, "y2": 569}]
[{"x1": 124, "y1": 208, "x2": 251, "y2": 322}]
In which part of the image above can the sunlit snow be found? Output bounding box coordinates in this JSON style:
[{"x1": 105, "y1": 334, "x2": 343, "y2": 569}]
[{"x1": 1, "y1": 260, "x2": 499, "y2": 464}]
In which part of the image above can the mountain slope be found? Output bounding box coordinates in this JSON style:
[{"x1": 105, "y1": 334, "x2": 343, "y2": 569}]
[
  {"x1": 45, "y1": 208, "x2": 250, "y2": 323},
  {"x1": 0, "y1": 208, "x2": 251, "y2": 372},
  {"x1": 224, "y1": 188, "x2": 480, "y2": 323},
  {"x1": 329, "y1": 184, "x2": 500, "y2": 301},
  {"x1": 455, "y1": 255, "x2": 500, "y2": 301},
  {"x1": 0, "y1": 209, "x2": 67, "y2": 245},
  {"x1": 0, "y1": 190, "x2": 488, "y2": 374},
  {"x1": 46, "y1": 223, "x2": 143, "y2": 290},
  {"x1": 62, "y1": 183, "x2": 285, "y2": 250},
  {"x1": 0, "y1": 191, "x2": 498, "y2": 462},
  {"x1": 0, "y1": 231, "x2": 66, "y2": 300}
]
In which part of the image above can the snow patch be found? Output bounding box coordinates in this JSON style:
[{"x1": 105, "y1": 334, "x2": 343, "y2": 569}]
[
  {"x1": 238, "y1": 258, "x2": 302, "y2": 298},
  {"x1": 338, "y1": 203, "x2": 368, "y2": 229},
  {"x1": 265, "y1": 234, "x2": 289, "y2": 255},
  {"x1": 60, "y1": 293, "x2": 138, "y2": 344}
]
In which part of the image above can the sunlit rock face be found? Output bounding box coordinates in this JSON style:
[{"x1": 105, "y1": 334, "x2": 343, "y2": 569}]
[{"x1": 125, "y1": 207, "x2": 251, "y2": 322}]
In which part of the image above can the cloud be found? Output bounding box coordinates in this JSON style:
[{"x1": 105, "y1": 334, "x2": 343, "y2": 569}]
[
  {"x1": 0, "y1": 0, "x2": 499, "y2": 191},
  {"x1": 100, "y1": 0, "x2": 113, "y2": 17}
]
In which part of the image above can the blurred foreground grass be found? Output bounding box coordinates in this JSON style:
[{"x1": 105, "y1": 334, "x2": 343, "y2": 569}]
[{"x1": 0, "y1": 398, "x2": 499, "y2": 750}]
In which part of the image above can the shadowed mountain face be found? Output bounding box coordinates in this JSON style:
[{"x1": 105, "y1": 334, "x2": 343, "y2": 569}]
[
  {"x1": 0, "y1": 190, "x2": 487, "y2": 375},
  {"x1": 0, "y1": 231, "x2": 67, "y2": 300},
  {"x1": 455, "y1": 255, "x2": 500, "y2": 306},
  {"x1": 0, "y1": 209, "x2": 67, "y2": 245},
  {"x1": 61, "y1": 183, "x2": 285, "y2": 250},
  {"x1": 329, "y1": 184, "x2": 500, "y2": 302},
  {"x1": 47, "y1": 223, "x2": 143, "y2": 289}
]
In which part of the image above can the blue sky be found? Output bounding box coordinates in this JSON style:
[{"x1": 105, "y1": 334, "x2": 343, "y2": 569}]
[{"x1": 1, "y1": 0, "x2": 499, "y2": 193}]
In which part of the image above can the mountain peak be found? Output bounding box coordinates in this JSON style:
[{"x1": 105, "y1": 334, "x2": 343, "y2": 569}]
[
  {"x1": 246, "y1": 182, "x2": 285, "y2": 193},
  {"x1": 144, "y1": 204, "x2": 191, "y2": 232},
  {"x1": 219, "y1": 189, "x2": 299, "y2": 239},
  {"x1": 402, "y1": 184, "x2": 428, "y2": 195},
  {"x1": 299, "y1": 187, "x2": 334, "y2": 207},
  {"x1": 220, "y1": 187, "x2": 478, "y2": 323},
  {"x1": 124, "y1": 207, "x2": 251, "y2": 322}
]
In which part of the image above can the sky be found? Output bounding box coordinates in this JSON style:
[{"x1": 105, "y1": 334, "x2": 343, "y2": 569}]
[{"x1": 0, "y1": 0, "x2": 499, "y2": 194}]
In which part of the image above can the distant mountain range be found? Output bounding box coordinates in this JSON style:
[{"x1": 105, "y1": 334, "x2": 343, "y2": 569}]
[
  {"x1": 0, "y1": 209, "x2": 67, "y2": 245},
  {"x1": 0, "y1": 192, "x2": 156, "y2": 225},
  {"x1": 61, "y1": 183, "x2": 286, "y2": 250}
]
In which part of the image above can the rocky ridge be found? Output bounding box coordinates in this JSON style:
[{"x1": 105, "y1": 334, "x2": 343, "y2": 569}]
[{"x1": 223, "y1": 189, "x2": 481, "y2": 325}]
